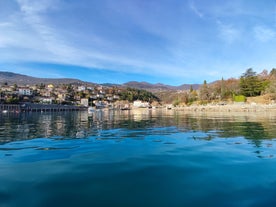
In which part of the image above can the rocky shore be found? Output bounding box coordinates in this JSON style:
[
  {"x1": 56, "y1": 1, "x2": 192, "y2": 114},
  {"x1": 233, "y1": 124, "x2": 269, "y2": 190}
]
[{"x1": 174, "y1": 103, "x2": 276, "y2": 113}]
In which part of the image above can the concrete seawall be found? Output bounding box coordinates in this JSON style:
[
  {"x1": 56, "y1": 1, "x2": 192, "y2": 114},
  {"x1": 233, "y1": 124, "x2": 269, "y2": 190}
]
[{"x1": 1, "y1": 103, "x2": 87, "y2": 113}]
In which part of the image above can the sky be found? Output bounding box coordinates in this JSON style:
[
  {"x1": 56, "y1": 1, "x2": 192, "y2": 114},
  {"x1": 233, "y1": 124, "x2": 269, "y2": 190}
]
[{"x1": 0, "y1": 0, "x2": 275, "y2": 85}]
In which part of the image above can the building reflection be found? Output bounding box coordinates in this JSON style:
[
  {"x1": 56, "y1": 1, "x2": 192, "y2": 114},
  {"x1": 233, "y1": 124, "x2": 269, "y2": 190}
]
[{"x1": 0, "y1": 110, "x2": 275, "y2": 149}]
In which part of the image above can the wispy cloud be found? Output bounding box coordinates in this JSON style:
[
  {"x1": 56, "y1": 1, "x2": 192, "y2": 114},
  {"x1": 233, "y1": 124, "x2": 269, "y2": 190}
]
[
  {"x1": 254, "y1": 25, "x2": 275, "y2": 42},
  {"x1": 0, "y1": 0, "x2": 275, "y2": 84},
  {"x1": 0, "y1": 23, "x2": 13, "y2": 47},
  {"x1": 217, "y1": 21, "x2": 241, "y2": 44},
  {"x1": 16, "y1": 0, "x2": 76, "y2": 58},
  {"x1": 11, "y1": 0, "x2": 118, "y2": 67},
  {"x1": 10, "y1": 0, "x2": 193, "y2": 79},
  {"x1": 189, "y1": 0, "x2": 204, "y2": 18},
  {"x1": 17, "y1": 0, "x2": 57, "y2": 13}
]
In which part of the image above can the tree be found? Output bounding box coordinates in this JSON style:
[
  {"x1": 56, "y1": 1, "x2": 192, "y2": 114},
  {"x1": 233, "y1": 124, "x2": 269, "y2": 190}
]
[
  {"x1": 65, "y1": 84, "x2": 75, "y2": 102},
  {"x1": 220, "y1": 78, "x2": 226, "y2": 100},
  {"x1": 13, "y1": 84, "x2": 18, "y2": 91},
  {"x1": 265, "y1": 68, "x2": 276, "y2": 98},
  {"x1": 199, "y1": 80, "x2": 210, "y2": 101},
  {"x1": 224, "y1": 78, "x2": 240, "y2": 96},
  {"x1": 242, "y1": 68, "x2": 256, "y2": 78},
  {"x1": 39, "y1": 83, "x2": 45, "y2": 89},
  {"x1": 259, "y1": 69, "x2": 269, "y2": 78},
  {"x1": 210, "y1": 78, "x2": 227, "y2": 100},
  {"x1": 5, "y1": 96, "x2": 19, "y2": 104},
  {"x1": 269, "y1": 68, "x2": 276, "y2": 79},
  {"x1": 119, "y1": 87, "x2": 159, "y2": 103},
  {"x1": 189, "y1": 90, "x2": 198, "y2": 103},
  {"x1": 239, "y1": 68, "x2": 264, "y2": 97}
]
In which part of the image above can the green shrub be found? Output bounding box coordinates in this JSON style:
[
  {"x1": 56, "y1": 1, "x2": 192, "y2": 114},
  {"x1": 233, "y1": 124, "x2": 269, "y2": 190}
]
[{"x1": 233, "y1": 95, "x2": 246, "y2": 102}]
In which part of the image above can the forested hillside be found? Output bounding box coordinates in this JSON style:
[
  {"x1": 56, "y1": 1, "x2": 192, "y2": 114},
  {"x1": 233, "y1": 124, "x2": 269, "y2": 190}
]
[{"x1": 159, "y1": 68, "x2": 276, "y2": 106}]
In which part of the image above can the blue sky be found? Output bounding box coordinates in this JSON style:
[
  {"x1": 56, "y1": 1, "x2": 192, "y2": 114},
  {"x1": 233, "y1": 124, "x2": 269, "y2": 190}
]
[{"x1": 0, "y1": 0, "x2": 275, "y2": 85}]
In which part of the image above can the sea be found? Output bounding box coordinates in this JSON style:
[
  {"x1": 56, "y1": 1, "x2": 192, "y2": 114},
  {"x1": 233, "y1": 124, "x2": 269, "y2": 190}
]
[{"x1": 0, "y1": 109, "x2": 276, "y2": 207}]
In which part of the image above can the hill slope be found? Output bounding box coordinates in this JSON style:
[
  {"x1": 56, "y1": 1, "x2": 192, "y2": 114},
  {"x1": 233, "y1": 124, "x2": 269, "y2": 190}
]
[
  {"x1": 0, "y1": 71, "x2": 90, "y2": 86},
  {"x1": 123, "y1": 81, "x2": 200, "y2": 91},
  {"x1": 0, "y1": 71, "x2": 201, "y2": 92}
]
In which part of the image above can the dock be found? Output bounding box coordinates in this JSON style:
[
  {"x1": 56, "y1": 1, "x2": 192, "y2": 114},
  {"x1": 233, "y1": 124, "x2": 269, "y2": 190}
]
[
  {"x1": 0, "y1": 104, "x2": 21, "y2": 113},
  {"x1": 1, "y1": 103, "x2": 87, "y2": 113}
]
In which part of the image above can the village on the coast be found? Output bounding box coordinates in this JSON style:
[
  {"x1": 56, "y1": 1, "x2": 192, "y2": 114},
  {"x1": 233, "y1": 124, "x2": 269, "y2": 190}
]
[{"x1": 1, "y1": 68, "x2": 276, "y2": 114}]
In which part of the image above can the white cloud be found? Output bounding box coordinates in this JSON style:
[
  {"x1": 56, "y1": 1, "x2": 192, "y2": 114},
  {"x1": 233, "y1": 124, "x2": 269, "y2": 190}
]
[
  {"x1": 1, "y1": 0, "x2": 274, "y2": 84},
  {"x1": 189, "y1": 0, "x2": 204, "y2": 18},
  {"x1": 0, "y1": 22, "x2": 13, "y2": 27},
  {"x1": 0, "y1": 23, "x2": 13, "y2": 47},
  {"x1": 1, "y1": 0, "x2": 210, "y2": 80},
  {"x1": 217, "y1": 21, "x2": 241, "y2": 44},
  {"x1": 0, "y1": 19, "x2": 39, "y2": 49},
  {"x1": 16, "y1": 0, "x2": 68, "y2": 54},
  {"x1": 254, "y1": 25, "x2": 275, "y2": 42},
  {"x1": 17, "y1": 0, "x2": 58, "y2": 14},
  {"x1": 2, "y1": 0, "x2": 189, "y2": 79}
]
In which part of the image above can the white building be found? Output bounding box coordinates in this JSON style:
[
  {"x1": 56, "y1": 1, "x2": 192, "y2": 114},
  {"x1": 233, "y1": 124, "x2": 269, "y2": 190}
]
[
  {"x1": 80, "y1": 98, "x2": 89, "y2": 107},
  {"x1": 18, "y1": 87, "x2": 33, "y2": 96},
  {"x1": 78, "y1": 86, "x2": 86, "y2": 91},
  {"x1": 41, "y1": 98, "x2": 53, "y2": 104},
  {"x1": 133, "y1": 100, "x2": 150, "y2": 108}
]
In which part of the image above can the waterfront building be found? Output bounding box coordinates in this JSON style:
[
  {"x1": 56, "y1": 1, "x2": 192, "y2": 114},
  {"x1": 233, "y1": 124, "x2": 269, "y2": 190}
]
[{"x1": 18, "y1": 87, "x2": 33, "y2": 96}]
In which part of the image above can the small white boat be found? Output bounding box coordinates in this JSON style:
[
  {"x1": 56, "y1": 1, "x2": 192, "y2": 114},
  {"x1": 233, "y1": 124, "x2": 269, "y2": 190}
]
[
  {"x1": 88, "y1": 107, "x2": 94, "y2": 113},
  {"x1": 2, "y1": 110, "x2": 8, "y2": 113}
]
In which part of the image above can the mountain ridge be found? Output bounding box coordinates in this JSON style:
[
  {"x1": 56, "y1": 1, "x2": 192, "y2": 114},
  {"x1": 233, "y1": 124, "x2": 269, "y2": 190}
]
[
  {"x1": 123, "y1": 81, "x2": 200, "y2": 91},
  {"x1": 0, "y1": 71, "x2": 93, "y2": 86},
  {"x1": 0, "y1": 71, "x2": 200, "y2": 91}
]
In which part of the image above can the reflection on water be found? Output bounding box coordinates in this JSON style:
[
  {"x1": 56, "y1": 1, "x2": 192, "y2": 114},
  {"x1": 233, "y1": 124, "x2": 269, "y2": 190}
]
[
  {"x1": 1, "y1": 109, "x2": 276, "y2": 207},
  {"x1": 1, "y1": 109, "x2": 276, "y2": 145}
]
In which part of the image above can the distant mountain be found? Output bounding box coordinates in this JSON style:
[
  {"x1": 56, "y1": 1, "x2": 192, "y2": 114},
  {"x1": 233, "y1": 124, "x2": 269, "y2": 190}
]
[
  {"x1": 123, "y1": 81, "x2": 200, "y2": 91},
  {"x1": 175, "y1": 83, "x2": 201, "y2": 90},
  {"x1": 0, "y1": 71, "x2": 201, "y2": 91},
  {"x1": 123, "y1": 81, "x2": 172, "y2": 90},
  {"x1": 101, "y1": 83, "x2": 122, "y2": 87},
  {"x1": 0, "y1": 71, "x2": 93, "y2": 86}
]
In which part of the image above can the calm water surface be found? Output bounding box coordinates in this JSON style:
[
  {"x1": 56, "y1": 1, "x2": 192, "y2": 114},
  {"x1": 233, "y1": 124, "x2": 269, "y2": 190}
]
[{"x1": 0, "y1": 109, "x2": 276, "y2": 207}]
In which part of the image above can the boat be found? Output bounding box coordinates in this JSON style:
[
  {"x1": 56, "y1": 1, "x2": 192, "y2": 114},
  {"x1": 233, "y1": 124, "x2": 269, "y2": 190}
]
[{"x1": 2, "y1": 110, "x2": 8, "y2": 113}]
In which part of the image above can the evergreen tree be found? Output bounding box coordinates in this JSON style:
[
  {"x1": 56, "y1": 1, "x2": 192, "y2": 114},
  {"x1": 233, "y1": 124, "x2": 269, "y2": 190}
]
[
  {"x1": 199, "y1": 80, "x2": 210, "y2": 101},
  {"x1": 220, "y1": 77, "x2": 226, "y2": 100},
  {"x1": 239, "y1": 68, "x2": 264, "y2": 97},
  {"x1": 119, "y1": 88, "x2": 159, "y2": 103},
  {"x1": 269, "y1": 68, "x2": 276, "y2": 79}
]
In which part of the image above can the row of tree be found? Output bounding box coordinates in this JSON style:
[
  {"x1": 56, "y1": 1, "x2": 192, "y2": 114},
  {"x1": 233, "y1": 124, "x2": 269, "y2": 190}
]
[
  {"x1": 119, "y1": 87, "x2": 160, "y2": 102},
  {"x1": 165, "y1": 68, "x2": 276, "y2": 106},
  {"x1": 198, "y1": 68, "x2": 276, "y2": 102}
]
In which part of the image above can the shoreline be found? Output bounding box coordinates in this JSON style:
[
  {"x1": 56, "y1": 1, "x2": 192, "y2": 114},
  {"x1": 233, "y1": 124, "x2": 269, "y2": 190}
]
[
  {"x1": 172, "y1": 103, "x2": 276, "y2": 113},
  {"x1": 2, "y1": 102, "x2": 276, "y2": 114}
]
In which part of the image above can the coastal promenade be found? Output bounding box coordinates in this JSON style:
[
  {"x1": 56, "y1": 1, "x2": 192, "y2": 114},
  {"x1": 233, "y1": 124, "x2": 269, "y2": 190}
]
[
  {"x1": 0, "y1": 103, "x2": 86, "y2": 113},
  {"x1": 2, "y1": 102, "x2": 276, "y2": 114}
]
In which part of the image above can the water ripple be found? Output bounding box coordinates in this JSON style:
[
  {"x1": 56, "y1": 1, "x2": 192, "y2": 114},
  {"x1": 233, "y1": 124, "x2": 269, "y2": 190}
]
[{"x1": 1, "y1": 111, "x2": 276, "y2": 207}]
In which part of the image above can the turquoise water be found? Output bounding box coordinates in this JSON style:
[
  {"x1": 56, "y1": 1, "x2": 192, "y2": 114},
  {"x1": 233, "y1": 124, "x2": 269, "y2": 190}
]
[{"x1": 0, "y1": 109, "x2": 276, "y2": 207}]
